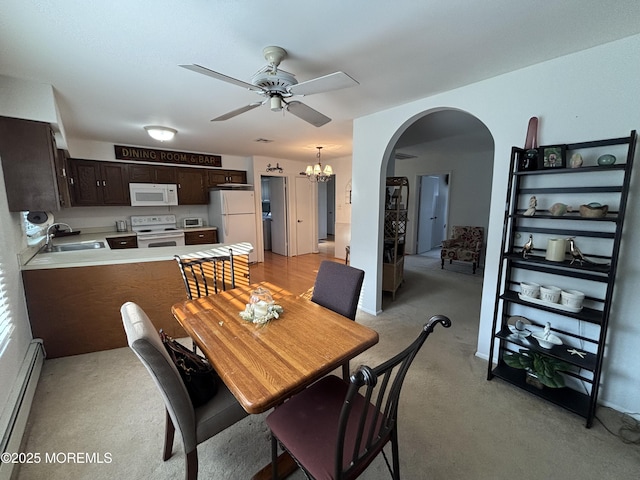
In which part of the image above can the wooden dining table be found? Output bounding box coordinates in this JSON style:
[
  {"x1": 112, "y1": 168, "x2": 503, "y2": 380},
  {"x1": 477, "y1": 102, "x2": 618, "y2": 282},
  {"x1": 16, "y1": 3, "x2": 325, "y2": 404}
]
[{"x1": 171, "y1": 281, "x2": 379, "y2": 479}]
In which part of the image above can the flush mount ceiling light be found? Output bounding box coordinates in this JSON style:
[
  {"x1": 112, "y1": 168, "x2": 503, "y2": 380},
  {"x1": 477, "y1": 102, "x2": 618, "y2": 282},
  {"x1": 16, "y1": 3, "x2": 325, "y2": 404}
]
[
  {"x1": 303, "y1": 146, "x2": 333, "y2": 183},
  {"x1": 144, "y1": 125, "x2": 177, "y2": 142}
]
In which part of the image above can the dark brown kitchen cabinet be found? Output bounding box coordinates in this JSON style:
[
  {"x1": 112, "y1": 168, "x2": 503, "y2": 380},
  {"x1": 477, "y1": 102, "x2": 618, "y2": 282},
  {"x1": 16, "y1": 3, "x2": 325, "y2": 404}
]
[
  {"x1": 177, "y1": 168, "x2": 207, "y2": 204},
  {"x1": 0, "y1": 116, "x2": 62, "y2": 212},
  {"x1": 68, "y1": 159, "x2": 130, "y2": 206},
  {"x1": 184, "y1": 229, "x2": 218, "y2": 245},
  {"x1": 106, "y1": 235, "x2": 138, "y2": 249},
  {"x1": 128, "y1": 164, "x2": 177, "y2": 184},
  {"x1": 207, "y1": 169, "x2": 247, "y2": 187},
  {"x1": 55, "y1": 149, "x2": 73, "y2": 208}
]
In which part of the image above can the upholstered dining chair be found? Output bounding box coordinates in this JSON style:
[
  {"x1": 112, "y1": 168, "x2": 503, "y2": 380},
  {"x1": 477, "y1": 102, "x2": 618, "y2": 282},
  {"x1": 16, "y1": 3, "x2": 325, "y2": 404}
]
[
  {"x1": 120, "y1": 302, "x2": 248, "y2": 480},
  {"x1": 440, "y1": 226, "x2": 484, "y2": 274},
  {"x1": 267, "y1": 315, "x2": 451, "y2": 480},
  {"x1": 311, "y1": 260, "x2": 365, "y2": 379}
]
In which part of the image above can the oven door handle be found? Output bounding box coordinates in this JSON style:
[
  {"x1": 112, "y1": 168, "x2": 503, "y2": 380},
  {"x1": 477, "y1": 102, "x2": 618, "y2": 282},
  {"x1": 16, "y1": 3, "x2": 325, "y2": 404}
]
[{"x1": 136, "y1": 232, "x2": 185, "y2": 241}]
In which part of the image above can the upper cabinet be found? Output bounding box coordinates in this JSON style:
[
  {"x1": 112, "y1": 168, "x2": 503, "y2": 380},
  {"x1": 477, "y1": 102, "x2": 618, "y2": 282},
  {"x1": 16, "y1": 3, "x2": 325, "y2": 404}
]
[
  {"x1": 177, "y1": 168, "x2": 208, "y2": 204},
  {"x1": 68, "y1": 159, "x2": 130, "y2": 206},
  {"x1": 128, "y1": 164, "x2": 177, "y2": 184},
  {"x1": 208, "y1": 169, "x2": 247, "y2": 187},
  {"x1": 0, "y1": 116, "x2": 63, "y2": 212}
]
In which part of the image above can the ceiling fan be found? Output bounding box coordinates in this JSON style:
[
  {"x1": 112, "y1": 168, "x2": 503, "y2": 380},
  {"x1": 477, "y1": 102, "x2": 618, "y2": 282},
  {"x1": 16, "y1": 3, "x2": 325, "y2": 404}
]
[{"x1": 180, "y1": 46, "x2": 359, "y2": 127}]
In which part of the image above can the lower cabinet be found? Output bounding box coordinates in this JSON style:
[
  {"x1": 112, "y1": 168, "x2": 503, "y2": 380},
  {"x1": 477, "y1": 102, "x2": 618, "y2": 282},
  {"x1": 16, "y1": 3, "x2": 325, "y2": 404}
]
[
  {"x1": 22, "y1": 261, "x2": 188, "y2": 358},
  {"x1": 106, "y1": 235, "x2": 138, "y2": 249},
  {"x1": 184, "y1": 229, "x2": 218, "y2": 245}
]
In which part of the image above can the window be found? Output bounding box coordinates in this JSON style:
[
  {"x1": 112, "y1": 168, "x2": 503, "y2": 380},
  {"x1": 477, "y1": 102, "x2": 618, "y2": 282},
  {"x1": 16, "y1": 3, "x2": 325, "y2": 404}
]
[{"x1": 0, "y1": 251, "x2": 14, "y2": 357}]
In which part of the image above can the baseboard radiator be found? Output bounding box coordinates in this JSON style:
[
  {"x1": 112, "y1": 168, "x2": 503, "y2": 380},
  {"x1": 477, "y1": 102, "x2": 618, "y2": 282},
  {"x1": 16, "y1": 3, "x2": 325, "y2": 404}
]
[{"x1": 0, "y1": 340, "x2": 45, "y2": 480}]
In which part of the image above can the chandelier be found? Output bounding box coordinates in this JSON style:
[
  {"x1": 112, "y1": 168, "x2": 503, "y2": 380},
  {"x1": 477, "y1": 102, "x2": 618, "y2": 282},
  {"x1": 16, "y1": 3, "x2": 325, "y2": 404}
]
[{"x1": 303, "y1": 146, "x2": 333, "y2": 182}]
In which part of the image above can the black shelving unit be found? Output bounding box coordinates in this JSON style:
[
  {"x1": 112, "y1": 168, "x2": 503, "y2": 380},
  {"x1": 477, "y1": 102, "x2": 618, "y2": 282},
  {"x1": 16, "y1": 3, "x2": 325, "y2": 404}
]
[
  {"x1": 382, "y1": 177, "x2": 409, "y2": 299},
  {"x1": 487, "y1": 130, "x2": 636, "y2": 427}
]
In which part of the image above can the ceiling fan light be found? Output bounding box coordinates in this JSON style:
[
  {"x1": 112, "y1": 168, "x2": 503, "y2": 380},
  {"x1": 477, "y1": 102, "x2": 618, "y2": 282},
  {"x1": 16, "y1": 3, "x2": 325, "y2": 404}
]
[
  {"x1": 144, "y1": 126, "x2": 177, "y2": 142},
  {"x1": 270, "y1": 96, "x2": 282, "y2": 112}
]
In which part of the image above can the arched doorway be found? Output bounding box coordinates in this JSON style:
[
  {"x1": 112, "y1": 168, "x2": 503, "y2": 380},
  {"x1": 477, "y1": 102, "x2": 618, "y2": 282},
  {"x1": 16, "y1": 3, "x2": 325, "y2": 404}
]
[{"x1": 382, "y1": 109, "x2": 494, "y2": 303}]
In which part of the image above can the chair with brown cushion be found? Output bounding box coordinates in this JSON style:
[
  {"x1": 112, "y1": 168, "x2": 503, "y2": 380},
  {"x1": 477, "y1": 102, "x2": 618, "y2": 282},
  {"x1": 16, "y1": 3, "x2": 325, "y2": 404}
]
[
  {"x1": 120, "y1": 301, "x2": 248, "y2": 480},
  {"x1": 311, "y1": 260, "x2": 365, "y2": 379},
  {"x1": 266, "y1": 315, "x2": 451, "y2": 480},
  {"x1": 440, "y1": 226, "x2": 484, "y2": 274}
]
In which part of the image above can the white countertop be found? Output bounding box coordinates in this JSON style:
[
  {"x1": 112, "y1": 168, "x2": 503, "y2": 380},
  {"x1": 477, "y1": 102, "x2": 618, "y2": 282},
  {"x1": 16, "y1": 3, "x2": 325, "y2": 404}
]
[{"x1": 22, "y1": 232, "x2": 253, "y2": 270}]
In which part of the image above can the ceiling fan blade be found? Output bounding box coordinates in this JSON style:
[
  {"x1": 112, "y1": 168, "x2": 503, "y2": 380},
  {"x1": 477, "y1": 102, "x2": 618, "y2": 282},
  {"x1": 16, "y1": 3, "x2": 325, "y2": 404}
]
[
  {"x1": 211, "y1": 103, "x2": 262, "y2": 122},
  {"x1": 286, "y1": 101, "x2": 331, "y2": 127},
  {"x1": 288, "y1": 71, "x2": 359, "y2": 96},
  {"x1": 180, "y1": 64, "x2": 263, "y2": 92}
]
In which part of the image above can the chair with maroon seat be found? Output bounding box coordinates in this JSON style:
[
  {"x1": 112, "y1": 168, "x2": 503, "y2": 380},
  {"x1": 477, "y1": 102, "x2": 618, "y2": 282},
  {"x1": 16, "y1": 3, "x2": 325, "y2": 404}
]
[
  {"x1": 311, "y1": 260, "x2": 365, "y2": 379},
  {"x1": 266, "y1": 315, "x2": 451, "y2": 480}
]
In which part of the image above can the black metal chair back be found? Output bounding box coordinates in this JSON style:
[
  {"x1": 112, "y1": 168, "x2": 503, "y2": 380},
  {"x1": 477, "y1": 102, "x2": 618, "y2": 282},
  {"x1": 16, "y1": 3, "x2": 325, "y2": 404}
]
[
  {"x1": 174, "y1": 249, "x2": 236, "y2": 299},
  {"x1": 267, "y1": 315, "x2": 451, "y2": 480}
]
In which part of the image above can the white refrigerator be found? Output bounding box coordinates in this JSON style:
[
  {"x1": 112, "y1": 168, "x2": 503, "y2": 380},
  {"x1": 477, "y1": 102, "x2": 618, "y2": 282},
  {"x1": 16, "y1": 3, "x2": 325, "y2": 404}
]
[{"x1": 208, "y1": 190, "x2": 258, "y2": 263}]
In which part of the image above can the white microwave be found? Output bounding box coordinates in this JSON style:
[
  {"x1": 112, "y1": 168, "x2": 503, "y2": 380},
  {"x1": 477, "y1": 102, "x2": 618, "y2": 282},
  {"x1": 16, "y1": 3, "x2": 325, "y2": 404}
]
[{"x1": 129, "y1": 183, "x2": 178, "y2": 207}]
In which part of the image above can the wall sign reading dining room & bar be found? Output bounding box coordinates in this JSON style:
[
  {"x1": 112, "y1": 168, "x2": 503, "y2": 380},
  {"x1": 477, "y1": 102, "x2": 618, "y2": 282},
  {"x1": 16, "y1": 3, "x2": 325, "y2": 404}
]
[{"x1": 114, "y1": 145, "x2": 222, "y2": 167}]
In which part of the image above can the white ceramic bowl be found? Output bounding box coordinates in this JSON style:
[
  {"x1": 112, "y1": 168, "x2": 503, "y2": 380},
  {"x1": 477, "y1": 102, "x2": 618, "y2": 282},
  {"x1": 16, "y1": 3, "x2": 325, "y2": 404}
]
[
  {"x1": 561, "y1": 289, "x2": 585, "y2": 309},
  {"x1": 540, "y1": 285, "x2": 561, "y2": 303},
  {"x1": 520, "y1": 282, "x2": 540, "y2": 298}
]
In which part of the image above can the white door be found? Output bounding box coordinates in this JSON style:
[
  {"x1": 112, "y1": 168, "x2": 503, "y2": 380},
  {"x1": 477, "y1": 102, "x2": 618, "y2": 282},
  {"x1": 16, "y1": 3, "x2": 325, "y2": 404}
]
[
  {"x1": 317, "y1": 182, "x2": 328, "y2": 240},
  {"x1": 417, "y1": 176, "x2": 438, "y2": 253},
  {"x1": 326, "y1": 177, "x2": 335, "y2": 235},
  {"x1": 295, "y1": 177, "x2": 315, "y2": 255},
  {"x1": 269, "y1": 177, "x2": 288, "y2": 256}
]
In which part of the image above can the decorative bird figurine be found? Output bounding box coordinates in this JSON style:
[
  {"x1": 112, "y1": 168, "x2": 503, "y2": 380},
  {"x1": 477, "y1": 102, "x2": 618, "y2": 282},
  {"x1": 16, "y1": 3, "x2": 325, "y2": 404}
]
[
  {"x1": 566, "y1": 237, "x2": 607, "y2": 266},
  {"x1": 521, "y1": 234, "x2": 533, "y2": 258}
]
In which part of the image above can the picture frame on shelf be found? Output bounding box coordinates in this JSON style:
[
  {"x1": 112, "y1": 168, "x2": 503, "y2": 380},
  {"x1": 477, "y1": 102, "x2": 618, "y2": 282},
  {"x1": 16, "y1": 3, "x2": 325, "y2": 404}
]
[{"x1": 541, "y1": 145, "x2": 567, "y2": 168}]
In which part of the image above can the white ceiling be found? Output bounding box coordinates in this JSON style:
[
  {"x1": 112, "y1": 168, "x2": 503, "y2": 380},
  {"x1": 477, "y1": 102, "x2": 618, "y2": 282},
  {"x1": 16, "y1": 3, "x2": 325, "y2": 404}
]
[{"x1": 2, "y1": 1, "x2": 639, "y2": 163}]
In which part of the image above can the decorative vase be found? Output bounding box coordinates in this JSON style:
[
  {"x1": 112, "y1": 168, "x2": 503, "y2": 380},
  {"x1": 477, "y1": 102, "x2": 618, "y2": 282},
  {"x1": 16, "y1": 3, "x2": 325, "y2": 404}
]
[
  {"x1": 545, "y1": 238, "x2": 566, "y2": 262},
  {"x1": 597, "y1": 154, "x2": 616, "y2": 166},
  {"x1": 249, "y1": 287, "x2": 274, "y2": 318}
]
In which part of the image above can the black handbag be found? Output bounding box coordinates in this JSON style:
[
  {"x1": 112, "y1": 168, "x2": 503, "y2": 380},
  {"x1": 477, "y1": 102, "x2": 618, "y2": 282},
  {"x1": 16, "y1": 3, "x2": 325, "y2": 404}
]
[{"x1": 160, "y1": 330, "x2": 219, "y2": 407}]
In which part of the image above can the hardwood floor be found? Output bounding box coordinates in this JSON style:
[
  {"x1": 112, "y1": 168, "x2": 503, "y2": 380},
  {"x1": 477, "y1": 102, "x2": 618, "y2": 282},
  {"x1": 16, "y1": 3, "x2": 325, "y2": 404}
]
[{"x1": 250, "y1": 248, "x2": 340, "y2": 296}]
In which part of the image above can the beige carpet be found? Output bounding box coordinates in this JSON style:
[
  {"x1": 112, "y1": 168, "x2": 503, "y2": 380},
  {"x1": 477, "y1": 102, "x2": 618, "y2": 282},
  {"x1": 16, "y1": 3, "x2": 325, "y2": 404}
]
[{"x1": 14, "y1": 255, "x2": 640, "y2": 479}]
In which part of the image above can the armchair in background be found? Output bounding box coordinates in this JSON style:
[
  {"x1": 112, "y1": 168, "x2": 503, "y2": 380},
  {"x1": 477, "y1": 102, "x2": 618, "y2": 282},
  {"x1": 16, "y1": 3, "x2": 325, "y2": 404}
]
[{"x1": 440, "y1": 226, "x2": 484, "y2": 274}]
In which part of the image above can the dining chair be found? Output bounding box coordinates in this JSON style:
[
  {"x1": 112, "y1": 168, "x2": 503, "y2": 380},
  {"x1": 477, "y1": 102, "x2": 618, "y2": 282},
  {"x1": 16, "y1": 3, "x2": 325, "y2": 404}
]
[
  {"x1": 174, "y1": 248, "x2": 236, "y2": 299},
  {"x1": 175, "y1": 248, "x2": 236, "y2": 351},
  {"x1": 311, "y1": 260, "x2": 365, "y2": 379},
  {"x1": 267, "y1": 314, "x2": 451, "y2": 480},
  {"x1": 120, "y1": 301, "x2": 248, "y2": 480}
]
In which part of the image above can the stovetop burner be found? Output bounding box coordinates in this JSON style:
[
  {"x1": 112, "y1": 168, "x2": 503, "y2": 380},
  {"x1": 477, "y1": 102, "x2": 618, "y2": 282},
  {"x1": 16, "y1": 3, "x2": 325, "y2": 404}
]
[{"x1": 130, "y1": 214, "x2": 183, "y2": 234}]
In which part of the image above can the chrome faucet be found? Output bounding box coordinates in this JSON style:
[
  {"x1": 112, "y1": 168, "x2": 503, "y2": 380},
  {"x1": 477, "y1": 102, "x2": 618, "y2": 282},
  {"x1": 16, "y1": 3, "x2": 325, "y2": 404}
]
[{"x1": 43, "y1": 223, "x2": 73, "y2": 252}]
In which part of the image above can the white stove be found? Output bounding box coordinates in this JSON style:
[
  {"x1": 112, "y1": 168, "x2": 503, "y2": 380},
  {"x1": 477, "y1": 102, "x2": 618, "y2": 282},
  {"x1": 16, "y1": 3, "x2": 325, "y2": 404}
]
[{"x1": 130, "y1": 214, "x2": 185, "y2": 248}]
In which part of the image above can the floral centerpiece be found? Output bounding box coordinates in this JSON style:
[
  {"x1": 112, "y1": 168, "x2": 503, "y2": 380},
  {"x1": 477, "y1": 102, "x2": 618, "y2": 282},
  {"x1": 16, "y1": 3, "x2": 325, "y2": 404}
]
[{"x1": 239, "y1": 287, "x2": 283, "y2": 325}]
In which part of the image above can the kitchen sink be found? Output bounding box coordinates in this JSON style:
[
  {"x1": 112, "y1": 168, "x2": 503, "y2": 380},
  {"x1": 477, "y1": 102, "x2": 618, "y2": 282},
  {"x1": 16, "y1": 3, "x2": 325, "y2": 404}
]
[{"x1": 48, "y1": 241, "x2": 106, "y2": 252}]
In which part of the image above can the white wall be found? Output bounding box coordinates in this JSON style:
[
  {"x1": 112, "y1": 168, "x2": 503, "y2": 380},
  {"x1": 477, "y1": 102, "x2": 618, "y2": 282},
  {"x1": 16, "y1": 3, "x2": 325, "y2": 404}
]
[
  {"x1": 0, "y1": 76, "x2": 56, "y2": 429},
  {"x1": 393, "y1": 134, "x2": 493, "y2": 257},
  {"x1": 251, "y1": 154, "x2": 353, "y2": 262},
  {"x1": 351, "y1": 34, "x2": 640, "y2": 414}
]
